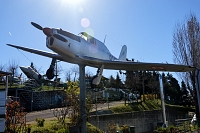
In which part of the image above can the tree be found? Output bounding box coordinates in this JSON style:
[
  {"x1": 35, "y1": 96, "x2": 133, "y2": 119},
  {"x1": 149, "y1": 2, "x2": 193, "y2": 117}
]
[
  {"x1": 172, "y1": 13, "x2": 200, "y2": 116},
  {"x1": 7, "y1": 60, "x2": 19, "y2": 77},
  {"x1": 71, "y1": 65, "x2": 79, "y2": 82},
  {"x1": 53, "y1": 81, "x2": 93, "y2": 127},
  {"x1": 65, "y1": 68, "x2": 72, "y2": 82},
  {"x1": 115, "y1": 73, "x2": 123, "y2": 99},
  {"x1": 0, "y1": 63, "x2": 6, "y2": 83},
  {"x1": 181, "y1": 80, "x2": 190, "y2": 106},
  {"x1": 115, "y1": 73, "x2": 123, "y2": 89},
  {"x1": 107, "y1": 75, "x2": 115, "y2": 88},
  {"x1": 0, "y1": 63, "x2": 6, "y2": 71},
  {"x1": 85, "y1": 69, "x2": 93, "y2": 78},
  {"x1": 125, "y1": 70, "x2": 141, "y2": 91},
  {"x1": 5, "y1": 100, "x2": 27, "y2": 133},
  {"x1": 54, "y1": 62, "x2": 63, "y2": 79},
  {"x1": 167, "y1": 73, "x2": 182, "y2": 104},
  {"x1": 146, "y1": 71, "x2": 159, "y2": 100}
]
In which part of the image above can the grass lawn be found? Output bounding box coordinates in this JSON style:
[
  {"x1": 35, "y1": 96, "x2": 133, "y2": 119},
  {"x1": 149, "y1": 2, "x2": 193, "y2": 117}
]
[
  {"x1": 28, "y1": 117, "x2": 103, "y2": 133},
  {"x1": 110, "y1": 99, "x2": 195, "y2": 113}
]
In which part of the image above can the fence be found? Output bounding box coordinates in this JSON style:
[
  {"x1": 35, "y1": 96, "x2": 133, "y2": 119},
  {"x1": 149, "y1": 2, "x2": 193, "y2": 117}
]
[{"x1": 175, "y1": 118, "x2": 199, "y2": 132}]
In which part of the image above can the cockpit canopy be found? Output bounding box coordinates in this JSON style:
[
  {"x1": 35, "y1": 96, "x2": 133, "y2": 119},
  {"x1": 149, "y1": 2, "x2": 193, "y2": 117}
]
[
  {"x1": 79, "y1": 32, "x2": 91, "y2": 40},
  {"x1": 78, "y1": 32, "x2": 95, "y2": 44},
  {"x1": 78, "y1": 32, "x2": 110, "y2": 54}
]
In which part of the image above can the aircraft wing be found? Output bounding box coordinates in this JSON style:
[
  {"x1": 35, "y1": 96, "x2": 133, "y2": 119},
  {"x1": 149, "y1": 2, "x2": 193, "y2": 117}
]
[
  {"x1": 7, "y1": 44, "x2": 195, "y2": 72},
  {"x1": 77, "y1": 55, "x2": 196, "y2": 72},
  {"x1": 7, "y1": 44, "x2": 64, "y2": 61}
]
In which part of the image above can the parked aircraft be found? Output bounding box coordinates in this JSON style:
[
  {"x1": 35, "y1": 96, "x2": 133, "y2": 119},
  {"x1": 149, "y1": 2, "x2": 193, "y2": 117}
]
[
  {"x1": 20, "y1": 63, "x2": 66, "y2": 88},
  {"x1": 20, "y1": 65, "x2": 44, "y2": 85},
  {"x1": 7, "y1": 22, "x2": 195, "y2": 87},
  {"x1": 8, "y1": 74, "x2": 22, "y2": 84},
  {"x1": 0, "y1": 74, "x2": 22, "y2": 85}
]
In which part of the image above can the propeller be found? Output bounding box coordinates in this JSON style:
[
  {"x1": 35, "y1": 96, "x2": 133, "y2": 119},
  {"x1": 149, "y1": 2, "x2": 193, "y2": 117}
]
[
  {"x1": 53, "y1": 34, "x2": 67, "y2": 42},
  {"x1": 31, "y1": 22, "x2": 67, "y2": 42},
  {"x1": 31, "y1": 22, "x2": 43, "y2": 30}
]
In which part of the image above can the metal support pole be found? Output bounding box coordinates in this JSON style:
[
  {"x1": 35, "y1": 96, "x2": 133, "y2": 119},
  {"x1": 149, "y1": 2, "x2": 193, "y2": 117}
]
[
  {"x1": 79, "y1": 64, "x2": 86, "y2": 133},
  {"x1": 195, "y1": 69, "x2": 200, "y2": 116},
  {"x1": 15, "y1": 89, "x2": 18, "y2": 101},
  {"x1": 5, "y1": 75, "x2": 8, "y2": 102},
  {"x1": 31, "y1": 91, "x2": 33, "y2": 112},
  {"x1": 159, "y1": 74, "x2": 167, "y2": 127}
]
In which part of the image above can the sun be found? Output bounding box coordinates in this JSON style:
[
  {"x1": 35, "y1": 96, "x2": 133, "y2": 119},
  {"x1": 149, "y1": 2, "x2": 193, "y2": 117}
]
[{"x1": 61, "y1": 0, "x2": 83, "y2": 5}]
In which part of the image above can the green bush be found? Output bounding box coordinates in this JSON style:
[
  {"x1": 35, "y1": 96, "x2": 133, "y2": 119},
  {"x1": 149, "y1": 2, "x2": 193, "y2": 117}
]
[
  {"x1": 57, "y1": 128, "x2": 69, "y2": 133},
  {"x1": 31, "y1": 127, "x2": 56, "y2": 133},
  {"x1": 36, "y1": 118, "x2": 45, "y2": 127},
  {"x1": 153, "y1": 126, "x2": 179, "y2": 133},
  {"x1": 87, "y1": 123, "x2": 103, "y2": 133},
  {"x1": 120, "y1": 124, "x2": 130, "y2": 133},
  {"x1": 51, "y1": 122, "x2": 64, "y2": 130}
]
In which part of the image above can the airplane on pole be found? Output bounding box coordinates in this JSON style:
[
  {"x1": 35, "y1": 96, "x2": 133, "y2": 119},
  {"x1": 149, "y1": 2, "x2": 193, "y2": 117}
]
[
  {"x1": 7, "y1": 22, "x2": 195, "y2": 86},
  {"x1": 7, "y1": 22, "x2": 195, "y2": 132}
]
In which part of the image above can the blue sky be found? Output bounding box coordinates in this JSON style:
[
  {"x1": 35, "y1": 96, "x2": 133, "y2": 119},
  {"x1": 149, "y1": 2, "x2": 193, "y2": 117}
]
[{"x1": 1, "y1": 0, "x2": 200, "y2": 82}]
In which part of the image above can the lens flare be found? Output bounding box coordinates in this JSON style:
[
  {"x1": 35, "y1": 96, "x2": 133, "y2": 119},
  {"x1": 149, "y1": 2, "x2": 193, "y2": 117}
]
[
  {"x1": 79, "y1": 7, "x2": 83, "y2": 12},
  {"x1": 81, "y1": 18, "x2": 90, "y2": 28},
  {"x1": 84, "y1": 28, "x2": 94, "y2": 37},
  {"x1": 61, "y1": 0, "x2": 82, "y2": 5},
  {"x1": 89, "y1": 44, "x2": 98, "y2": 54}
]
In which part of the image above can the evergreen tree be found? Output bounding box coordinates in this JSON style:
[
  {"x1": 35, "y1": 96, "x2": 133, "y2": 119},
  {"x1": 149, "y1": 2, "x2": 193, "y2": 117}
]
[
  {"x1": 115, "y1": 73, "x2": 123, "y2": 89},
  {"x1": 107, "y1": 75, "x2": 115, "y2": 88},
  {"x1": 124, "y1": 70, "x2": 141, "y2": 101},
  {"x1": 181, "y1": 80, "x2": 188, "y2": 106},
  {"x1": 164, "y1": 73, "x2": 181, "y2": 104}
]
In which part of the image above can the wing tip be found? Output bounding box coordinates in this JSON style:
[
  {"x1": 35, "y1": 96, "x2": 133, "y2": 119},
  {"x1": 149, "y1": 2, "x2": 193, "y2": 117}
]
[{"x1": 7, "y1": 44, "x2": 16, "y2": 47}]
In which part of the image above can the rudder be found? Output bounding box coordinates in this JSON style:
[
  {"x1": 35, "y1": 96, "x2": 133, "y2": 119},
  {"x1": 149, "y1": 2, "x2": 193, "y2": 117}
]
[{"x1": 118, "y1": 45, "x2": 127, "y2": 61}]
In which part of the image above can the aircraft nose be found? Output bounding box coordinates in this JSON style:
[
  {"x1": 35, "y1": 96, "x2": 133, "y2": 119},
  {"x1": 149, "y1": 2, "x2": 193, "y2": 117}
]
[
  {"x1": 43, "y1": 28, "x2": 52, "y2": 37},
  {"x1": 20, "y1": 66, "x2": 26, "y2": 72}
]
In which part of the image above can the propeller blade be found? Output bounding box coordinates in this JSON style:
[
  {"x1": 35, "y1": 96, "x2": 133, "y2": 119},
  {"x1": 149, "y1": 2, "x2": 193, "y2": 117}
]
[
  {"x1": 53, "y1": 34, "x2": 67, "y2": 42},
  {"x1": 31, "y1": 22, "x2": 43, "y2": 30}
]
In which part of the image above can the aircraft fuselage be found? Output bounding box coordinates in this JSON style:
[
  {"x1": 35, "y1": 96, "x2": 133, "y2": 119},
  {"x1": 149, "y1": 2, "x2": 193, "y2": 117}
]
[{"x1": 46, "y1": 29, "x2": 117, "y2": 64}]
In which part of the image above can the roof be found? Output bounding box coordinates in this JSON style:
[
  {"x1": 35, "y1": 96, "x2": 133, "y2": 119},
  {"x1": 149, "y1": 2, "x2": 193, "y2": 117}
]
[{"x1": 0, "y1": 71, "x2": 11, "y2": 77}]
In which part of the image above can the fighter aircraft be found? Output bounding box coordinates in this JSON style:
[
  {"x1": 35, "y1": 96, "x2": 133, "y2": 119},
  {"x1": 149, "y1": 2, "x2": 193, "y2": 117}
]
[
  {"x1": 20, "y1": 65, "x2": 44, "y2": 85},
  {"x1": 7, "y1": 22, "x2": 195, "y2": 87},
  {"x1": 20, "y1": 65, "x2": 62, "y2": 86}
]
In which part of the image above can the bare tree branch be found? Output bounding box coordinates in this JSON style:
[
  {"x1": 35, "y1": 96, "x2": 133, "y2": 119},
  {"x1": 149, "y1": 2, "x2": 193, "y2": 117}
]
[
  {"x1": 71, "y1": 65, "x2": 79, "y2": 82},
  {"x1": 172, "y1": 13, "x2": 200, "y2": 116},
  {"x1": 7, "y1": 60, "x2": 19, "y2": 76},
  {"x1": 0, "y1": 63, "x2": 6, "y2": 71},
  {"x1": 65, "y1": 69, "x2": 72, "y2": 82}
]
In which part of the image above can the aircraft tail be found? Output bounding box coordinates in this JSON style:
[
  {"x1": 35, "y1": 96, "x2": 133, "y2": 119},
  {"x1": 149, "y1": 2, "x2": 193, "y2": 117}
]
[{"x1": 118, "y1": 45, "x2": 127, "y2": 61}]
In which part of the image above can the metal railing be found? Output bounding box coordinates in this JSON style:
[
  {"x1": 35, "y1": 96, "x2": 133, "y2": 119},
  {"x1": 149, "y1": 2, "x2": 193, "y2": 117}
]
[{"x1": 175, "y1": 118, "x2": 199, "y2": 132}]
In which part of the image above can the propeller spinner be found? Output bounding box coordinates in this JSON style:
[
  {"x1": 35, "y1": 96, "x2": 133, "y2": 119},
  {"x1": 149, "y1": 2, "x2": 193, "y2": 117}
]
[{"x1": 31, "y1": 22, "x2": 67, "y2": 42}]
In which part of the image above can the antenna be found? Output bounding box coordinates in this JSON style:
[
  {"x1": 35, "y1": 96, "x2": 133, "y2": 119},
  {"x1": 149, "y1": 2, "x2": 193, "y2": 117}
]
[
  {"x1": 106, "y1": 35, "x2": 123, "y2": 47},
  {"x1": 17, "y1": 49, "x2": 32, "y2": 63},
  {"x1": 103, "y1": 35, "x2": 107, "y2": 44}
]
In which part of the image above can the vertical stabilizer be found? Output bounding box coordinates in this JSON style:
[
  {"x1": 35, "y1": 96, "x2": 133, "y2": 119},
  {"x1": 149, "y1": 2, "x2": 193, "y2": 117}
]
[{"x1": 118, "y1": 45, "x2": 127, "y2": 61}]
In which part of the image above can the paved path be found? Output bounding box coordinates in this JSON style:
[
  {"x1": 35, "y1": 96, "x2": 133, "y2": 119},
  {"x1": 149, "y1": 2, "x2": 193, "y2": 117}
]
[
  {"x1": 25, "y1": 101, "x2": 125, "y2": 123},
  {"x1": 26, "y1": 109, "x2": 56, "y2": 122}
]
